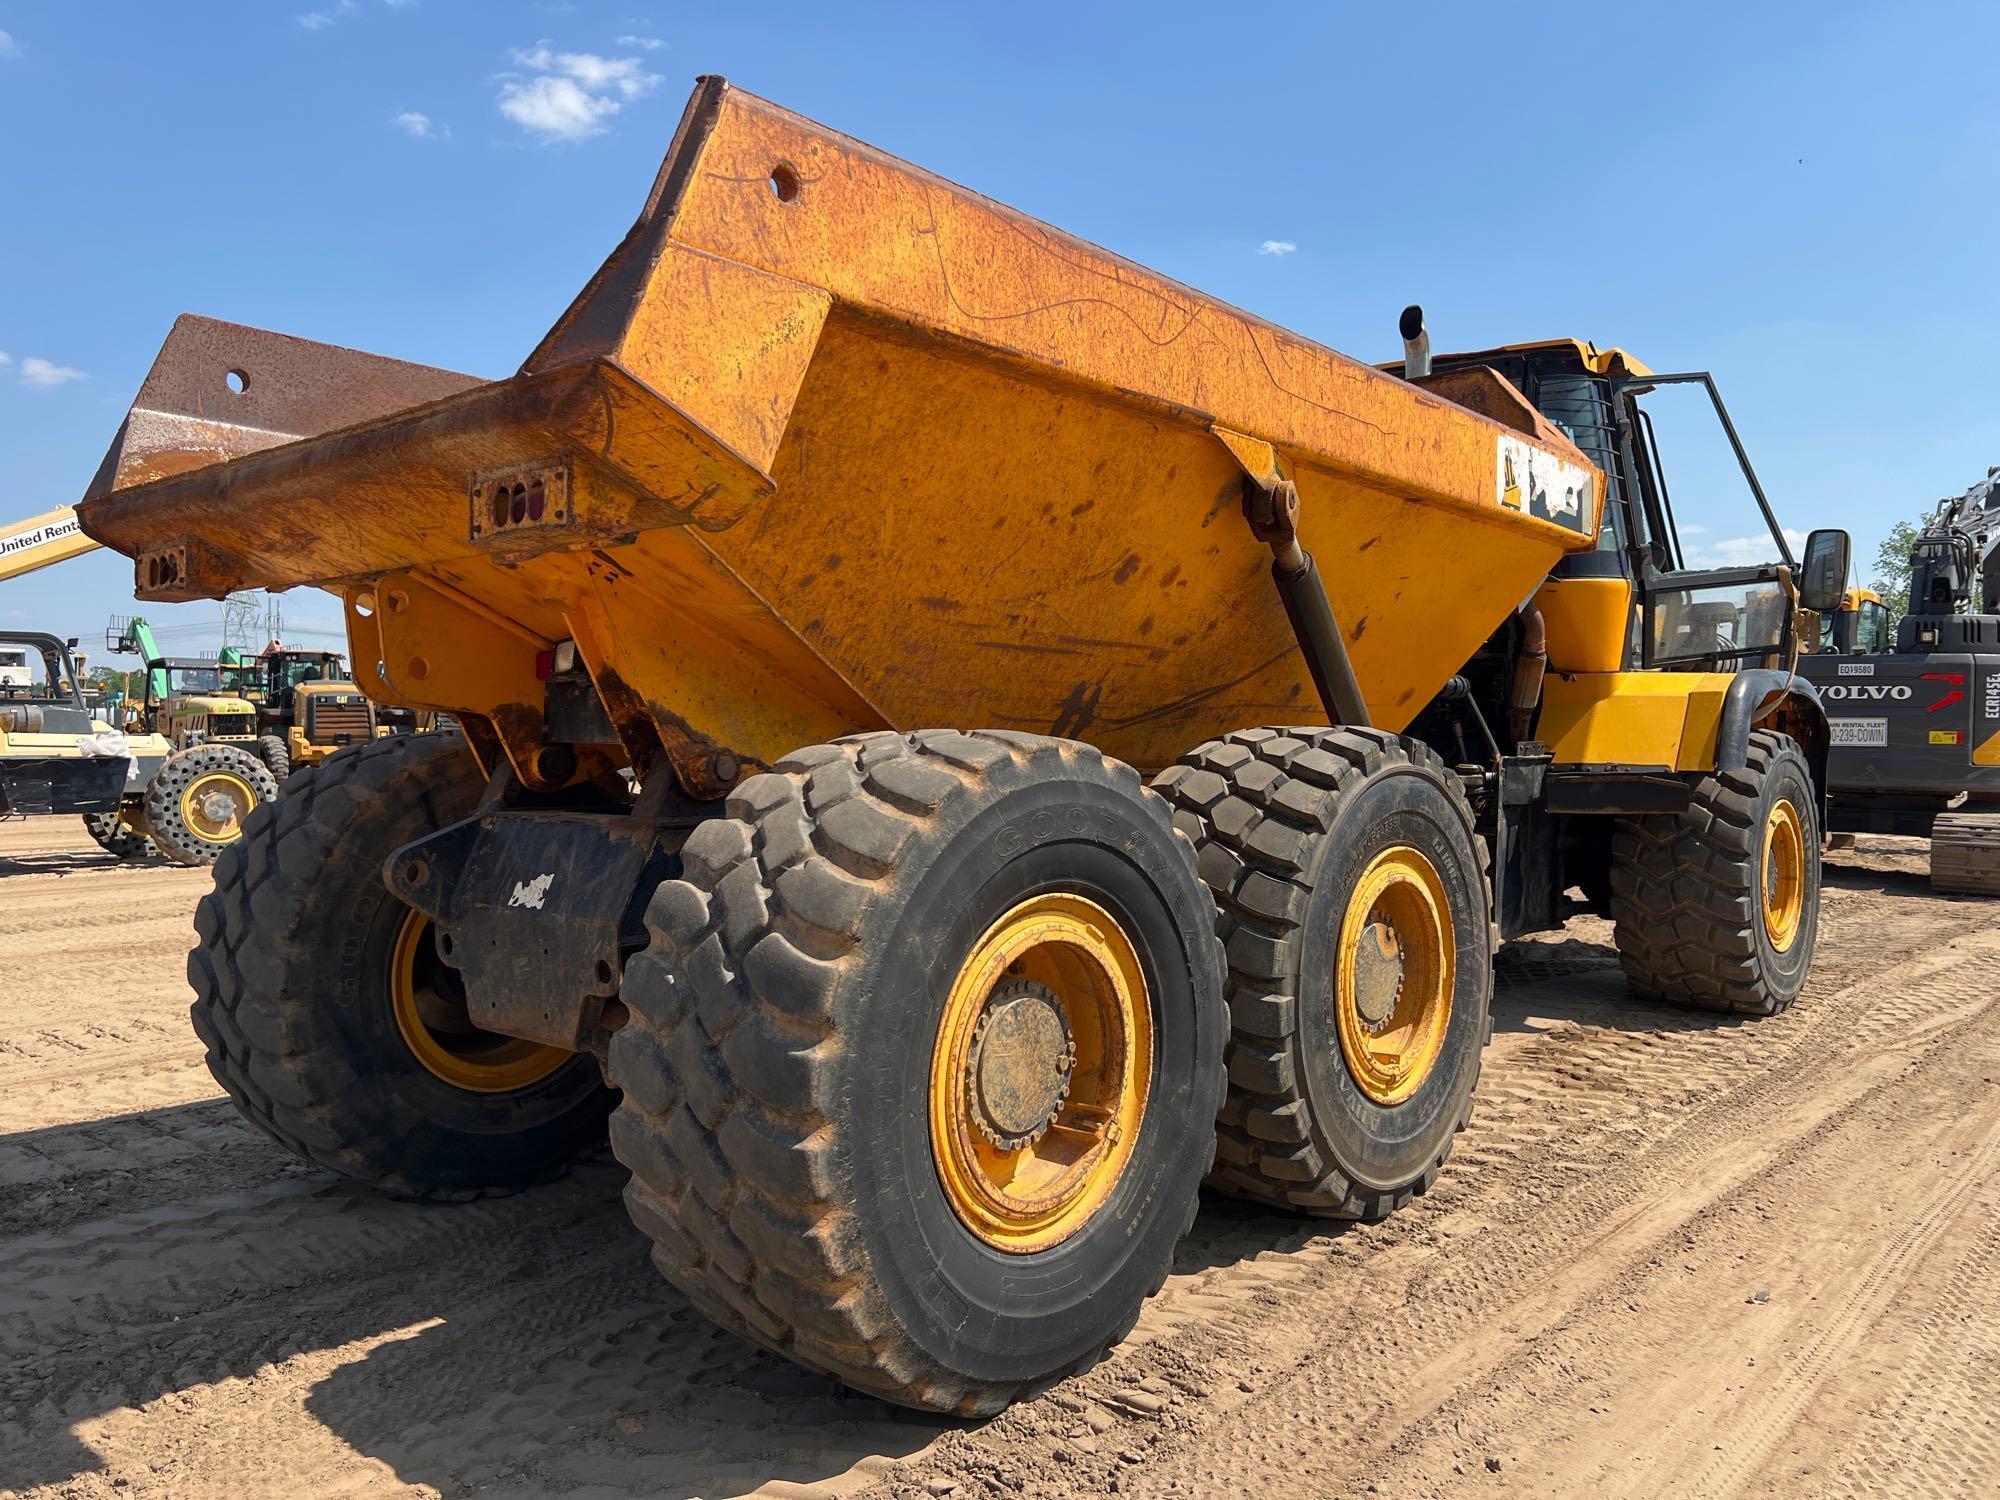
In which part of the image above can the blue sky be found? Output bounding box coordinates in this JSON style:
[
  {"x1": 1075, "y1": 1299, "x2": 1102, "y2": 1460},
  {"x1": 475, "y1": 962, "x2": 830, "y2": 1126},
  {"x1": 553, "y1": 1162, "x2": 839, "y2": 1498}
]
[{"x1": 3, "y1": 1, "x2": 1996, "y2": 660}]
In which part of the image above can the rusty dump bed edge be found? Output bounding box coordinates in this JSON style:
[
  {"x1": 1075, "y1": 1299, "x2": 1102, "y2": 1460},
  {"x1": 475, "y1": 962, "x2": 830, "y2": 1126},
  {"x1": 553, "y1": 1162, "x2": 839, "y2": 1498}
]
[{"x1": 78, "y1": 75, "x2": 1605, "y2": 783}]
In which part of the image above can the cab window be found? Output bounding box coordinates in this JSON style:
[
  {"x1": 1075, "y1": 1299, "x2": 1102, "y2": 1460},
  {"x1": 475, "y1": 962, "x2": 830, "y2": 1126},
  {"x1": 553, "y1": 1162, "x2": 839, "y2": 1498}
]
[
  {"x1": 1619, "y1": 376, "x2": 1794, "y2": 667},
  {"x1": 1857, "y1": 599, "x2": 1890, "y2": 652}
]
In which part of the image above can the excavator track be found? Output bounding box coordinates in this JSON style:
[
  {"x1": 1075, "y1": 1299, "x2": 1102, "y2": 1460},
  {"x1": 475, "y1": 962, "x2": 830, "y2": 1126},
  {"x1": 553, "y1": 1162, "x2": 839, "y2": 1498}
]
[{"x1": 1930, "y1": 811, "x2": 2000, "y2": 895}]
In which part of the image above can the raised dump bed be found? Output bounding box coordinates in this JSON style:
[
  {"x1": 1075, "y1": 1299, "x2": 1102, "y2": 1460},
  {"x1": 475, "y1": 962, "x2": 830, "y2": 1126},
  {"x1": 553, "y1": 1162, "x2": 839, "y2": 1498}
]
[
  {"x1": 82, "y1": 78, "x2": 1600, "y2": 793},
  {"x1": 78, "y1": 78, "x2": 1838, "y2": 1417}
]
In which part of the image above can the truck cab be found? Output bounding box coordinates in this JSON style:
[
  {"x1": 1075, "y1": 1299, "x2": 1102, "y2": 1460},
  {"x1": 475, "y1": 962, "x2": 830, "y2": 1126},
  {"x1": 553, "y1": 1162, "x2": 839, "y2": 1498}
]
[
  {"x1": 1383, "y1": 334, "x2": 1839, "y2": 932},
  {"x1": 1818, "y1": 587, "x2": 1890, "y2": 654}
]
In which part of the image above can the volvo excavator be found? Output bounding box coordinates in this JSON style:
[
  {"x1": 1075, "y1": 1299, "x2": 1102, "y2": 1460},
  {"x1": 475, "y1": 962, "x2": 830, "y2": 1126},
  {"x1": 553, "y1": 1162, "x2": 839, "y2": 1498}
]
[{"x1": 1800, "y1": 467, "x2": 2000, "y2": 891}]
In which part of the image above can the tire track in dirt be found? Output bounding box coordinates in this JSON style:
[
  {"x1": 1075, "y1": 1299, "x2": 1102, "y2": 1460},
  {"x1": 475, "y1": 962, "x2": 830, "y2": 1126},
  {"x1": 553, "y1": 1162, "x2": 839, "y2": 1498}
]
[
  {"x1": 3, "y1": 822, "x2": 1994, "y2": 1499},
  {"x1": 1691, "y1": 1121, "x2": 2000, "y2": 1497},
  {"x1": 1814, "y1": 1208, "x2": 2000, "y2": 1499},
  {"x1": 1252, "y1": 971, "x2": 2000, "y2": 1499}
]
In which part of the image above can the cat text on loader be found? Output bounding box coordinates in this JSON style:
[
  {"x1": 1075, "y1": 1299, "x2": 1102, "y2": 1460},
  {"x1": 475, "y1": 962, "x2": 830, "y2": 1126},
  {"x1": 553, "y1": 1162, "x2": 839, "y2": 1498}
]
[{"x1": 77, "y1": 78, "x2": 1848, "y2": 1415}]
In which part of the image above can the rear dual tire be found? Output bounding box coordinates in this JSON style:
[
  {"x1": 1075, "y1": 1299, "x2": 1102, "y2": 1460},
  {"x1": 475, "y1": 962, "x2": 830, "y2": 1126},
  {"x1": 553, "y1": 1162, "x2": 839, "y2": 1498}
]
[
  {"x1": 1155, "y1": 728, "x2": 1492, "y2": 1219},
  {"x1": 606, "y1": 730, "x2": 1227, "y2": 1415}
]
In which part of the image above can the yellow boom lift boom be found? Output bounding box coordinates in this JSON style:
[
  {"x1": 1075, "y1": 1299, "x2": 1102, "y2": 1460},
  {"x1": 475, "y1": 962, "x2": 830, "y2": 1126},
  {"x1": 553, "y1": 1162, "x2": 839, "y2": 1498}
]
[{"x1": 0, "y1": 507, "x2": 97, "y2": 582}]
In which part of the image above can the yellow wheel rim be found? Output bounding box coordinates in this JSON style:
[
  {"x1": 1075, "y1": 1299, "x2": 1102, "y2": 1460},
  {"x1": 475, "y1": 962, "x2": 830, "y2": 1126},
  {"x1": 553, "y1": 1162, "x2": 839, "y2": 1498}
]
[
  {"x1": 1335, "y1": 846, "x2": 1456, "y2": 1106},
  {"x1": 389, "y1": 908, "x2": 569, "y2": 1093},
  {"x1": 178, "y1": 770, "x2": 257, "y2": 844},
  {"x1": 1762, "y1": 799, "x2": 1806, "y2": 952},
  {"x1": 930, "y1": 893, "x2": 1152, "y2": 1254}
]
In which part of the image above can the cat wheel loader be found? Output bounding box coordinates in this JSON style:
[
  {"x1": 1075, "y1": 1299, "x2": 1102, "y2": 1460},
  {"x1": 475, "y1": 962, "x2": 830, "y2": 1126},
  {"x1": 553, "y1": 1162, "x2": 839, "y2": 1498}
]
[
  {"x1": 76, "y1": 78, "x2": 1846, "y2": 1414},
  {"x1": 246, "y1": 646, "x2": 384, "y2": 781}
]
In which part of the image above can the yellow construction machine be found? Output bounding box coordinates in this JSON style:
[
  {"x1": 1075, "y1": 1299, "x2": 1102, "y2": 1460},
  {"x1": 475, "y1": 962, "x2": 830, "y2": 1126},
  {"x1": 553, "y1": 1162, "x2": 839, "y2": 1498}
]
[
  {"x1": 0, "y1": 506, "x2": 98, "y2": 582},
  {"x1": 77, "y1": 79, "x2": 1847, "y2": 1414}
]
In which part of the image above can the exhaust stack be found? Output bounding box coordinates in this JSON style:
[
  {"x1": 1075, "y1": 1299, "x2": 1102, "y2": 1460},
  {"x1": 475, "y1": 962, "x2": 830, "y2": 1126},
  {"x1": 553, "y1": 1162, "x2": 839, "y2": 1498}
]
[{"x1": 1399, "y1": 304, "x2": 1431, "y2": 379}]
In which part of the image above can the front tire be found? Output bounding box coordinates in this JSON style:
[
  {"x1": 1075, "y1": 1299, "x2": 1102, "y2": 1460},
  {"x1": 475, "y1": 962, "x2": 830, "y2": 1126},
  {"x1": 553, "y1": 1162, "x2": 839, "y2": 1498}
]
[
  {"x1": 1156, "y1": 728, "x2": 1492, "y2": 1219},
  {"x1": 607, "y1": 730, "x2": 1227, "y2": 1414},
  {"x1": 145, "y1": 744, "x2": 279, "y2": 866},
  {"x1": 1610, "y1": 730, "x2": 1820, "y2": 1015},
  {"x1": 188, "y1": 734, "x2": 613, "y2": 1197}
]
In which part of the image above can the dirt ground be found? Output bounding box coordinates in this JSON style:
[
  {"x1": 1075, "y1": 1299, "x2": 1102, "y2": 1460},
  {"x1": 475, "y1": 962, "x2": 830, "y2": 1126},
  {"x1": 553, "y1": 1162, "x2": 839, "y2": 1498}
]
[{"x1": 2, "y1": 816, "x2": 1995, "y2": 1500}]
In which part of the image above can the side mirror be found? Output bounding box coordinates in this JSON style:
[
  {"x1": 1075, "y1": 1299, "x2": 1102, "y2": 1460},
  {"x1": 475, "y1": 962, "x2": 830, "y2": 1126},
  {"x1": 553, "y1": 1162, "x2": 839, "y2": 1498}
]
[{"x1": 1798, "y1": 528, "x2": 1851, "y2": 615}]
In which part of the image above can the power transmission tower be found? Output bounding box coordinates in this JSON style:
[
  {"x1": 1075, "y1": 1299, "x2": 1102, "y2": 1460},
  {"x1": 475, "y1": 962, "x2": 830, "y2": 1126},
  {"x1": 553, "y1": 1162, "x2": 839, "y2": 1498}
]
[{"x1": 221, "y1": 592, "x2": 263, "y2": 657}]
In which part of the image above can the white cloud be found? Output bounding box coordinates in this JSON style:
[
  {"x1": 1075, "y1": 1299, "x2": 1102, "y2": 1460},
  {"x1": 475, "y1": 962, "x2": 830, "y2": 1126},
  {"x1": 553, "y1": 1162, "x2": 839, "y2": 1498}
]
[
  {"x1": 615, "y1": 35, "x2": 663, "y2": 50},
  {"x1": 511, "y1": 42, "x2": 658, "y2": 98},
  {"x1": 1258, "y1": 239, "x2": 1297, "y2": 257},
  {"x1": 0, "y1": 30, "x2": 18, "y2": 59},
  {"x1": 393, "y1": 111, "x2": 440, "y2": 138},
  {"x1": 298, "y1": 1, "x2": 357, "y2": 29},
  {"x1": 498, "y1": 41, "x2": 661, "y2": 141},
  {"x1": 21, "y1": 357, "x2": 87, "y2": 388},
  {"x1": 498, "y1": 76, "x2": 621, "y2": 140},
  {"x1": 0, "y1": 352, "x2": 11, "y2": 366}
]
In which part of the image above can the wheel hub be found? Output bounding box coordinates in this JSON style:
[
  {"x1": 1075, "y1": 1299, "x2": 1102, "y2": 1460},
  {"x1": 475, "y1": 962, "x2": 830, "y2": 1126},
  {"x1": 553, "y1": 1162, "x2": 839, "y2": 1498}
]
[
  {"x1": 966, "y1": 979, "x2": 1075, "y2": 1149},
  {"x1": 1351, "y1": 920, "x2": 1405, "y2": 1026},
  {"x1": 1333, "y1": 845, "x2": 1457, "y2": 1106},
  {"x1": 389, "y1": 908, "x2": 570, "y2": 1094},
  {"x1": 930, "y1": 892, "x2": 1152, "y2": 1254},
  {"x1": 1761, "y1": 798, "x2": 1806, "y2": 952},
  {"x1": 181, "y1": 771, "x2": 254, "y2": 842}
]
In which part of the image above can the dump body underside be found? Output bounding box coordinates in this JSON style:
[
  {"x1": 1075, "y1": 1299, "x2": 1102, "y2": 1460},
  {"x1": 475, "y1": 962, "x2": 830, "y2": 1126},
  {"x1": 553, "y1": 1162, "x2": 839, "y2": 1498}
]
[{"x1": 79, "y1": 78, "x2": 1602, "y2": 789}]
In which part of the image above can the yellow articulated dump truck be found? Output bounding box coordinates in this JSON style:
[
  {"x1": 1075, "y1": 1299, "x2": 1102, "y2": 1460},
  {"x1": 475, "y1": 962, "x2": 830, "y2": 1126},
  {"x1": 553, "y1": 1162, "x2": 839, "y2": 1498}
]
[{"x1": 77, "y1": 78, "x2": 1849, "y2": 1414}]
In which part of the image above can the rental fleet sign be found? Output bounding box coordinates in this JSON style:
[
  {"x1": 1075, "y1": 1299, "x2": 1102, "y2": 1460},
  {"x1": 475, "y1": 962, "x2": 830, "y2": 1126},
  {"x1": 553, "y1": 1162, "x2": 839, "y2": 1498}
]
[{"x1": 0, "y1": 507, "x2": 92, "y2": 576}]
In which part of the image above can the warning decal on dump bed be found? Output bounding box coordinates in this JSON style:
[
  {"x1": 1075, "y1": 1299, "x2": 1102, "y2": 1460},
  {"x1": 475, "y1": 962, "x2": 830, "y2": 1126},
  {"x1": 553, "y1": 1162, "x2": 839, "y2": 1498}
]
[{"x1": 1496, "y1": 435, "x2": 1594, "y2": 534}]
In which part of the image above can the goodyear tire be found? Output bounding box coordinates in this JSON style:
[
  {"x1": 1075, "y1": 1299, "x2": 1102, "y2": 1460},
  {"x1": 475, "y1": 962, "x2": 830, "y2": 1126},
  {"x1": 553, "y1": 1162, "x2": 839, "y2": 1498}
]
[
  {"x1": 255, "y1": 734, "x2": 292, "y2": 785},
  {"x1": 145, "y1": 744, "x2": 280, "y2": 866},
  {"x1": 188, "y1": 734, "x2": 613, "y2": 1197},
  {"x1": 82, "y1": 810, "x2": 155, "y2": 861},
  {"x1": 1610, "y1": 730, "x2": 1819, "y2": 1016},
  {"x1": 608, "y1": 730, "x2": 1227, "y2": 1414},
  {"x1": 1156, "y1": 728, "x2": 1491, "y2": 1219}
]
